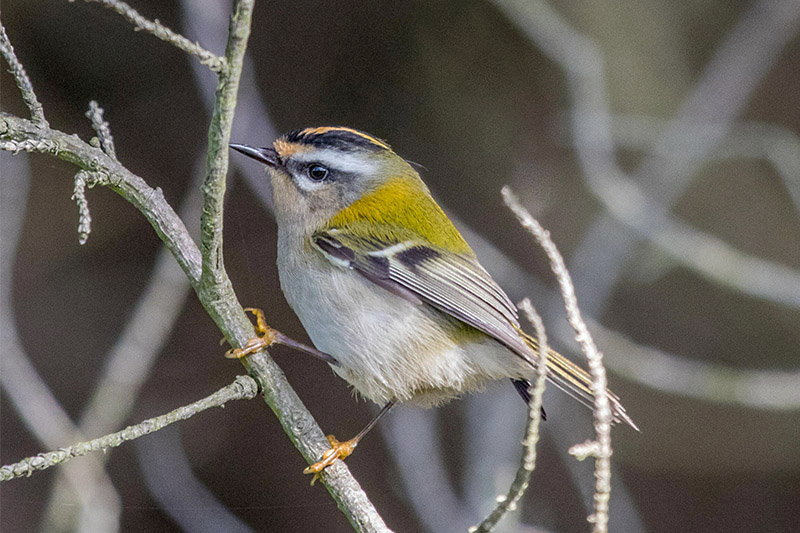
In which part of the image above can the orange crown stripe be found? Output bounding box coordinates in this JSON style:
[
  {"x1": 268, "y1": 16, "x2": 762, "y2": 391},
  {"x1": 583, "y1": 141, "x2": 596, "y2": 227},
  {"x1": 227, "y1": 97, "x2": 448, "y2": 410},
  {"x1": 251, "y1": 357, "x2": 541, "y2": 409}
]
[
  {"x1": 300, "y1": 127, "x2": 392, "y2": 151},
  {"x1": 274, "y1": 138, "x2": 306, "y2": 158}
]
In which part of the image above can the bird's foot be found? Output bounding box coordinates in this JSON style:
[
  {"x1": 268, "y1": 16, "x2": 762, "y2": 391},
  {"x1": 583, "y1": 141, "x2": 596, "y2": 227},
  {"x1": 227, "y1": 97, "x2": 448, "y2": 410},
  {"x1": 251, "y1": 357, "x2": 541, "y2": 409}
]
[
  {"x1": 303, "y1": 435, "x2": 358, "y2": 485},
  {"x1": 225, "y1": 308, "x2": 279, "y2": 359}
]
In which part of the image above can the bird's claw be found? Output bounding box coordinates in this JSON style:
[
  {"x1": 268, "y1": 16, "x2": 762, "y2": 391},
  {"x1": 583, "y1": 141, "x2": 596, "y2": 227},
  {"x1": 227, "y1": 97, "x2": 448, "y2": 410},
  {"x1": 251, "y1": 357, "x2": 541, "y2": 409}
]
[
  {"x1": 303, "y1": 435, "x2": 357, "y2": 486},
  {"x1": 225, "y1": 308, "x2": 279, "y2": 359}
]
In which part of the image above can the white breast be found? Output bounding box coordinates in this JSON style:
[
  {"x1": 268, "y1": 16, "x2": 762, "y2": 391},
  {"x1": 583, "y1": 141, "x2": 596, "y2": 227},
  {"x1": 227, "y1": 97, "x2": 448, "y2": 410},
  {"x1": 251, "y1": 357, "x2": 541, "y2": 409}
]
[{"x1": 276, "y1": 239, "x2": 525, "y2": 407}]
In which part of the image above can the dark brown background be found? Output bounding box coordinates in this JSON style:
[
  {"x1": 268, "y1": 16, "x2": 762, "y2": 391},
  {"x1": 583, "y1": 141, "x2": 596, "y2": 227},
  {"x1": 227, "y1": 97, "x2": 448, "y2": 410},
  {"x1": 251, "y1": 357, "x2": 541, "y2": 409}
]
[{"x1": 2, "y1": 1, "x2": 799, "y2": 532}]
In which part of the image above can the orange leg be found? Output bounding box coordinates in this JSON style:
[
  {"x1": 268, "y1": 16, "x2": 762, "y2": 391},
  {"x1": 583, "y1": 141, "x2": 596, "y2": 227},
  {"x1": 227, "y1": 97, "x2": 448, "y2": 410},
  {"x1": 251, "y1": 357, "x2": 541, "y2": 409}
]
[
  {"x1": 304, "y1": 401, "x2": 395, "y2": 485},
  {"x1": 225, "y1": 308, "x2": 339, "y2": 366}
]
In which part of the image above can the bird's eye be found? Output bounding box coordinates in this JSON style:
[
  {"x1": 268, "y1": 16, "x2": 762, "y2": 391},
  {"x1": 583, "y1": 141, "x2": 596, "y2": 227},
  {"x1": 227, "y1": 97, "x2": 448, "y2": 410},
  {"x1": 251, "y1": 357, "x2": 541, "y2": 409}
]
[{"x1": 307, "y1": 164, "x2": 329, "y2": 181}]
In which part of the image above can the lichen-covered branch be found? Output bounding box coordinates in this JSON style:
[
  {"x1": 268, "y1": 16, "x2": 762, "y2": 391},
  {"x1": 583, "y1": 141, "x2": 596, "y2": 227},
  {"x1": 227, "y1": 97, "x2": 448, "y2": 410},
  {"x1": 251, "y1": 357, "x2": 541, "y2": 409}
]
[
  {"x1": 70, "y1": 170, "x2": 107, "y2": 245},
  {"x1": 85, "y1": 101, "x2": 117, "y2": 160},
  {"x1": 198, "y1": 0, "x2": 252, "y2": 297},
  {"x1": 0, "y1": 21, "x2": 47, "y2": 126},
  {"x1": 0, "y1": 375, "x2": 259, "y2": 482}
]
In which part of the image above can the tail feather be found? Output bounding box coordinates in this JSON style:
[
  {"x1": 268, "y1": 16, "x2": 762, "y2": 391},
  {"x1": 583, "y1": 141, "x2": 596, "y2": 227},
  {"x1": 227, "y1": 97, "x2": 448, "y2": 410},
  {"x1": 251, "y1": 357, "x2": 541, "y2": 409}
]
[{"x1": 522, "y1": 334, "x2": 639, "y2": 431}]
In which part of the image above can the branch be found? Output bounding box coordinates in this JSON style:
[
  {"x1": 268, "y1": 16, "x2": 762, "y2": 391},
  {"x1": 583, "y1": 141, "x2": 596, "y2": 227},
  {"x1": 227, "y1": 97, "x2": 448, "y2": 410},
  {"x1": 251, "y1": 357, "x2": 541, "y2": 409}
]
[
  {"x1": 0, "y1": 375, "x2": 259, "y2": 481},
  {"x1": 70, "y1": 170, "x2": 107, "y2": 245},
  {"x1": 502, "y1": 186, "x2": 613, "y2": 533},
  {"x1": 197, "y1": 0, "x2": 252, "y2": 299},
  {"x1": 0, "y1": 21, "x2": 47, "y2": 125},
  {"x1": 80, "y1": 0, "x2": 225, "y2": 72},
  {"x1": 473, "y1": 299, "x2": 549, "y2": 532},
  {"x1": 85, "y1": 101, "x2": 117, "y2": 160}
]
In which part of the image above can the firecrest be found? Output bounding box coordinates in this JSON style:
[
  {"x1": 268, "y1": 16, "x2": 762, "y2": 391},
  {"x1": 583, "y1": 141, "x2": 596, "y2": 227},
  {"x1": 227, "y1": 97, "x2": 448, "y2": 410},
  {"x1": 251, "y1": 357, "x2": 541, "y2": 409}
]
[{"x1": 230, "y1": 127, "x2": 636, "y2": 478}]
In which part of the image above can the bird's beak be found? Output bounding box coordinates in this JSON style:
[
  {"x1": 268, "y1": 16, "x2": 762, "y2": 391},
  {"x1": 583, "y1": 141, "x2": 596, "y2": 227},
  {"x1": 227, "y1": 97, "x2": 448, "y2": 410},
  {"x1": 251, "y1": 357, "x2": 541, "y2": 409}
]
[{"x1": 229, "y1": 143, "x2": 280, "y2": 167}]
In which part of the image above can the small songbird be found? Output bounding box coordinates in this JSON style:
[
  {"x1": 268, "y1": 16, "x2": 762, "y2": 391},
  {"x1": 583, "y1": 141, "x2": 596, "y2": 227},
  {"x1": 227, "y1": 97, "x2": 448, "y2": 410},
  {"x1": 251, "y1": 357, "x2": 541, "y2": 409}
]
[{"x1": 230, "y1": 127, "x2": 636, "y2": 478}]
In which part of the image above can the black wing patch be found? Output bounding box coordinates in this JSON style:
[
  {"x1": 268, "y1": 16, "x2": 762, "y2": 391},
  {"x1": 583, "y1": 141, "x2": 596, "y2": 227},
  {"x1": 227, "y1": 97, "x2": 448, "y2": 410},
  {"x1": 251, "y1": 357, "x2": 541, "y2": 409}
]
[{"x1": 314, "y1": 233, "x2": 423, "y2": 305}]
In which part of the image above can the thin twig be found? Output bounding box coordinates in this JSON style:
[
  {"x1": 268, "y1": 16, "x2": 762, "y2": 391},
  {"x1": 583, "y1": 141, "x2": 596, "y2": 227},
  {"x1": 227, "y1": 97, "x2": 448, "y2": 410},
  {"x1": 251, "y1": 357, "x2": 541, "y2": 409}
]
[
  {"x1": 502, "y1": 186, "x2": 613, "y2": 533},
  {"x1": 180, "y1": 0, "x2": 278, "y2": 210},
  {"x1": 1, "y1": 112, "x2": 203, "y2": 280},
  {"x1": 81, "y1": 0, "x2": 225, "y2": 72},
  {"x1": 70, "y1": 170, "x2": 107, "y2": 245},
  {"x1": 0, "y1": 22, "x2": 48, "y2": 126},
  {"x1": 472, "y1": 299, "x2": 549, "y2": 532},
  {"x1": 0, "y1": 376, "x2": 258, "y2": 481},
  {"x1": 85, "y1": 101, "x2": 117, "y2": 160}
]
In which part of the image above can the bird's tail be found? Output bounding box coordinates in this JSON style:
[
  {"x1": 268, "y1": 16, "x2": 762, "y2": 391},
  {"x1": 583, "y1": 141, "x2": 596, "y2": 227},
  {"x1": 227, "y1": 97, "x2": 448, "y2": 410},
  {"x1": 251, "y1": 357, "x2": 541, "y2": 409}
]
[{"x1": 522, "y1": 333, "x2": 639, "y2": 431}]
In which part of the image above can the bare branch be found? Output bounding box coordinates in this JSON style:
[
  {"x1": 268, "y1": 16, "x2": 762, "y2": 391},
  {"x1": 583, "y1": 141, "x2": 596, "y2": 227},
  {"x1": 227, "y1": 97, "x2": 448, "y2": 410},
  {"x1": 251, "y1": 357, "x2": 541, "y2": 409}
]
[
  {"x1": 473, "y1": 299, "x2": 549, "y2": 532},
  {"x1": 0, "y1": 375, "x2": 259, "y2": 482},
  {"x1": 502, "y1": 186, "x2": 613, "y2": 533},
  {"x1": 70, "y1": 170, "x2": 107, "y2": 245},
  {"x1": 180, "y1": 0, "x2": 279, "y2": 210},
  {"x1": 0, "y1": 22, "x2": 48, "y2": 126},
  {"x1": 85, "y1": 101, "x2": 117, "y2": 160},
  {"x1": 80, "y1": 0, "x2": 225, "y2": 72},
  {"x1": 198, "y1": 0, "x2": 252, "y2": 296}
]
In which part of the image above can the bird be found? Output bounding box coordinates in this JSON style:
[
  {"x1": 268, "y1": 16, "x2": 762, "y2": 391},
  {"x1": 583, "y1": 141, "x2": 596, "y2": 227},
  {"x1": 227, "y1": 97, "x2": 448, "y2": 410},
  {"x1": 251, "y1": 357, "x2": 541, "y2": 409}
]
[{"x1": 229, "y1": 126, "x2": 636, "y2": 480}]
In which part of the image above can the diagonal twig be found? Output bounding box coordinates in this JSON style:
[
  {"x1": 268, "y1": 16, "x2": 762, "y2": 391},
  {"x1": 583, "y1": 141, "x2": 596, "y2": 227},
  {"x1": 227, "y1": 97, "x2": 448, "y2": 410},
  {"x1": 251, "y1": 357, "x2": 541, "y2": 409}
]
[
  {"x1": 1, "y1": 376, "x2": 259, "y2": 481},
  {"x1": 80, "y1": 0, "x2": 225, "y2": 72},
  {"x1": 502, "y1": 186, "x2": 613, "y2": 533},
  {"x1": 473, "y1": 299, "x2": 549, "y2": 532},
  {"x1": 0, "y1": 21, "x2": 47, "y2": 126}
]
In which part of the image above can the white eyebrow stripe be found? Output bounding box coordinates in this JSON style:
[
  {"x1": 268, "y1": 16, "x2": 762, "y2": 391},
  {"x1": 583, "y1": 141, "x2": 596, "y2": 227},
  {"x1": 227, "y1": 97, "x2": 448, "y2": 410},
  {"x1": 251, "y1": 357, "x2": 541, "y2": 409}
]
[{"x1": 292, "y1": 149, "x2": 379, "y2": 175}]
